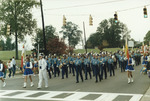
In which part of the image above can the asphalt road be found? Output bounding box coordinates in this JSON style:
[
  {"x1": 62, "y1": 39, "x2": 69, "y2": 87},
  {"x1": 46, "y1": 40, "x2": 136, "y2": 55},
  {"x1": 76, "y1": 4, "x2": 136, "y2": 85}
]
[{"x1": 0, "y1": 64, "x2": 150, "y2": 101}]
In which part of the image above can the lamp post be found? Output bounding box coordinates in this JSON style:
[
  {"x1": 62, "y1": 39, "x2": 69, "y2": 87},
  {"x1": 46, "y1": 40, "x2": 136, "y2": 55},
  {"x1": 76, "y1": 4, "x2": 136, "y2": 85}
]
[
  {"x1": 83, "y1": 22, "x2": 87, "y2": 53},
  {"x1": 38, "y1": 38, "x2": 40, "y2": 59}
]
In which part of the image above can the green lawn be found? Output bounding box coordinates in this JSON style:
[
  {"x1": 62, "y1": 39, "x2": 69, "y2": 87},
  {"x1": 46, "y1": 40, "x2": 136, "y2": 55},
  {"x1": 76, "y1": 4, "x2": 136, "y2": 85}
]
[
  {"x1": 74, "y1": 48, "x2": 121, "y2": 53},
  {"x1": 0, "y1": 51, "x2": 32, "y2": 60},
  {"x1": 0, "y1": 51, "x2": 32, "y2": 68}
]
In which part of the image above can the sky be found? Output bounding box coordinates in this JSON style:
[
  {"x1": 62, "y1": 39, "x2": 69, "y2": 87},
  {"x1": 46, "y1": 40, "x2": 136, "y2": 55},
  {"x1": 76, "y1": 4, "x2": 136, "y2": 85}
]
[{"x1": 2, "y1": 0, "x2": 150, "y2": 50}]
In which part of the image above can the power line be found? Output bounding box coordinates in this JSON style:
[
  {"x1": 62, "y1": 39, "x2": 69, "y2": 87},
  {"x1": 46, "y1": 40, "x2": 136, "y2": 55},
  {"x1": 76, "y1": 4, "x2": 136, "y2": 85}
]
[
  {"x1": 36, "y1": 4, "x2": 150, "y2": 17},
  {"x1": 44, "y1": 0, "x2": 126, "y2": 11},
  {"x1": 117, "y1": 4, "x2": 150, "y2": 12}
]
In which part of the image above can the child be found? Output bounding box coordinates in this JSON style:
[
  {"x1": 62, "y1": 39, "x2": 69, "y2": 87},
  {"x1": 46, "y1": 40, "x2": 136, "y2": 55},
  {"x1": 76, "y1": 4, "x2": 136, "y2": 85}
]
[
  {"x1": 140, "y1": 64, "x2": 147, "y2": 74},
  {"x1": 0, "y1": 60, "x2": 6, "y2": 87}
]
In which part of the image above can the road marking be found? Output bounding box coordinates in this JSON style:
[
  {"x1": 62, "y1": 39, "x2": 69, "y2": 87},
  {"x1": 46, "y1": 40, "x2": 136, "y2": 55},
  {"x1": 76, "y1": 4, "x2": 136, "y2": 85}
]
[
  {"x1": 75, "y1": 89, "x2": 80, "y2": 92},
  {"x1": 0, "y1": 90, "x2": 143, "y2": 101},
  {"x1": 95, "y1": 94, "x2": 118, "y2": 101}
]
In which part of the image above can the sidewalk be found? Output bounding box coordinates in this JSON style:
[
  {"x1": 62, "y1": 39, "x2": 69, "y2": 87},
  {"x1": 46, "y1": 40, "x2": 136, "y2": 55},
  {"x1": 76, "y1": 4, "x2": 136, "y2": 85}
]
[{"x1": 140, "y1": 86, "x2": 150, "y2": 101}]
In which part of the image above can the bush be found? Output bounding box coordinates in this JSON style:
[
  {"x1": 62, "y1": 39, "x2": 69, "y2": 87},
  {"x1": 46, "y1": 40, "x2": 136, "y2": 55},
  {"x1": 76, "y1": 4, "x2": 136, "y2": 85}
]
[{"x1": 47, "y1": 38, "x2": 67, "y2": 56}]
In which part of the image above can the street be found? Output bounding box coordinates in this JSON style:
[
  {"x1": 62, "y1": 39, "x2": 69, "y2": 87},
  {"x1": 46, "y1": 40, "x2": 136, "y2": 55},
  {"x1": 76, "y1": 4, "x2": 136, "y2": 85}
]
[{"x1": 0, "y1": 64, "x2": 150, "y2": 101}]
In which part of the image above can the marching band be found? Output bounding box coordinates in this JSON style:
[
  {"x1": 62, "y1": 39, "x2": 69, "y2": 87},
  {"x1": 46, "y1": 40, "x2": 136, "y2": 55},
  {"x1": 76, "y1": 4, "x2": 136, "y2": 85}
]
[{"x1": 1, "y1": 48, "x2": 150, "y2": 88}]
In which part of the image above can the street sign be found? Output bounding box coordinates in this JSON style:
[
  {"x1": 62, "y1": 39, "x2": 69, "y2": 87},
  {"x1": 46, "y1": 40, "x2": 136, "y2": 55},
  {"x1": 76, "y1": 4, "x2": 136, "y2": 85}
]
[{"x1": 128, "y1": 41, "x2": 134, "y2": 47}]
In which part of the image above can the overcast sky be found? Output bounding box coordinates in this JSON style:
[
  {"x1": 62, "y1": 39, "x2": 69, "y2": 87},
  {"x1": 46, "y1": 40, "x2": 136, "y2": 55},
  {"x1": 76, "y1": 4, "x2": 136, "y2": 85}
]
[{"x1": 24, "y1": 0, "x2": 150, "y2": 49}]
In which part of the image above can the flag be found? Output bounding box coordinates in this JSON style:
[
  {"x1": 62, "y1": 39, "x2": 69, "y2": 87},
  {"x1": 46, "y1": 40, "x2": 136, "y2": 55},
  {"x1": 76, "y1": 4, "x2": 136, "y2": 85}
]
[
  {"x1": 123, "y1": 45, "x2": 125, "y2": 53},
  {"x1": 125, "y1": 38, "x2": 129, "y2": 60},
  {"x1": 21, "y1": 45, "x2": 25, "y2": 68}
]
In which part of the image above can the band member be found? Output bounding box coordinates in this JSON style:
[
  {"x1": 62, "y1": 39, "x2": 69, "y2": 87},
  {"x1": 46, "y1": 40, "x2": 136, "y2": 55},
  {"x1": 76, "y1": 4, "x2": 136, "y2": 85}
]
[
  {"x1": 108, "y1": 55, "x2": 115, "y2": 76},
  {"x1": 94, "y1": 54, "x2": 101, "y2": 83},
  {"x1": 75, "y1": 54, "x2": 83, "y2": 83},
  {"x1": 37, "y1": 54, "x2": 48, "y2": 89},
  {"x1": 61, "y1": 54, "x2": 68, "y2": 79},
  {"x1": 53, "y1": 54, "x2": 58, "y2": 77},
  {"x1": 33, "y1": 58, "x2": 38, "y2": 76},
  {"x1": 84, "y1": 54, "x2": 92, "y2": 80},
  {"x1": 125, "y1": 55, "x2": 135, "y2": 84},
  {"x1": 23, "y1": 58, "x2": 34, "y2": 88}
]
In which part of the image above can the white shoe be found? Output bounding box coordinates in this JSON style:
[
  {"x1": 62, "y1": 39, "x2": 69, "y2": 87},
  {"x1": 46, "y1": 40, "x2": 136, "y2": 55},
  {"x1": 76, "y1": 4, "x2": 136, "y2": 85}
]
[
  {"x1": 45, "y1": 86, "x2": 48, "y2": 88},
  {"x1": 30, "y1": 82, "x2": 34, "y2": 87},
  {"x1": 128, "y1": 78, "x2": 130, "y2": 84},
  {"x1": 131, "y1": 78, "x2": 134, "y2": 83},
  {"x1": 3, "y1": 82, "x2": 6, "y2": 87},
  {"x1": 23, "y1": 82, "x2": 26, "y2": 88},
  {"x1": 37, "y1": 86, "x2": 41, "y2": 89}
]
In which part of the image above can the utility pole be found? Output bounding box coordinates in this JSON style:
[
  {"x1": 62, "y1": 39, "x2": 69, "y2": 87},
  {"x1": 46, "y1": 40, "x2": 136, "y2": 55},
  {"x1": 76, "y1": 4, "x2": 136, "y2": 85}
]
[
  {"x1": 83, "y1": 22, "x2": 87, "y2": 53},
  {"x1": 14, "y1": 2, "x2": 18, "y2": 59},
  {"x1": 40, "y1": 0, "x2": 47, "y2": 55}
]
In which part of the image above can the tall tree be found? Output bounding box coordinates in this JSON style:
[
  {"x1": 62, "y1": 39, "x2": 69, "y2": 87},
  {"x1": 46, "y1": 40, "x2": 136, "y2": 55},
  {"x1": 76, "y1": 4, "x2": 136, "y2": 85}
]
[
  {"x1": 0, "y1": 40, "x2": 5, "y2": 51},
  {"x1": 0, "y1": 37, "x2": 15, "y2": 51},
  {"x1": 33, "y1": 25, "x2": 57, "y2": 51},
  {"x1": 87, "y1": 18, "x2": 131, "y2": 48},
  {"x1": 5, "y1": 37, "x2": 15, "y2": 50},
  {"x1": 144, "y1": 31, "x2": 150, "y2": 45},
  {"x1": 60, "y1": 21, "x2": 82, "y2": 48},
  {"x1": 0, "y1": 0, "x2": 39, "y2": 59}
]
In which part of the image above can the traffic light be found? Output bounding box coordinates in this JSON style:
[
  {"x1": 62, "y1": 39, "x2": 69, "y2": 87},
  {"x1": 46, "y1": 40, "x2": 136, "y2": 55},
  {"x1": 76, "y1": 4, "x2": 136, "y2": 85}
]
[
  {"x1": 143, "y1": 6, "x2": 148, "y2": 18},
  {"x1": 114, "y1": 12, "x2": 118, "y2": 23},
  {"x1": 89, "y1": 14, "x2": 93, "y2": 26},
  {"x1": 6, "y1": 24, "x2": 11, "y2": 35},
  {"x1": 63, "y1": 15, "x2": 66, "y2": 26}
]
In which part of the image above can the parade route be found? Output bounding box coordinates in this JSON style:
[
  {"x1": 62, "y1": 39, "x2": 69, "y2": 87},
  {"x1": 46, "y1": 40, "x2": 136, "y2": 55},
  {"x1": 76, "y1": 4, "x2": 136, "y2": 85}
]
[{"x1": 0, "y1": 64, "x2": 150, "y2": 101}]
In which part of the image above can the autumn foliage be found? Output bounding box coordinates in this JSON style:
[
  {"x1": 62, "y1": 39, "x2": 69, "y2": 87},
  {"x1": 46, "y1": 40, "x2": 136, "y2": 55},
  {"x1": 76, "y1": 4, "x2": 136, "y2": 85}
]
[{"x1": 46, "y1": 38, "x2": 67, "y2": 55}]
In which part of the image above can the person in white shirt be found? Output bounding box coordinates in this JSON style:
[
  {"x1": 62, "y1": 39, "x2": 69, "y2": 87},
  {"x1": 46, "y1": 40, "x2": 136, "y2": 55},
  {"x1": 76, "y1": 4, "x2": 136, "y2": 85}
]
[
  {"x1": 12, "y1": 57, "x2": 16, "y2": 77},
  {"x1": 0, "y1": 60, "x2": 6, "y2": 87},
  {"x1": 7, "y1": 59, "x2": 12, "y2": 78},
  {"x1": 37, "y1": 54, "x2": 48, "y2": 89}
]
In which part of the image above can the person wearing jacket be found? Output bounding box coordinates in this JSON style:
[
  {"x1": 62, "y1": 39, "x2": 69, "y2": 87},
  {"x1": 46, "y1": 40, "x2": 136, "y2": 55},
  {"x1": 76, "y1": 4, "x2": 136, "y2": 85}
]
[
  {"x1": 37, "y1": 54, "x2": 48, "y2": 89},
  {"x1": 75, "y1": 54, "x2": 83, "y2": 83}
]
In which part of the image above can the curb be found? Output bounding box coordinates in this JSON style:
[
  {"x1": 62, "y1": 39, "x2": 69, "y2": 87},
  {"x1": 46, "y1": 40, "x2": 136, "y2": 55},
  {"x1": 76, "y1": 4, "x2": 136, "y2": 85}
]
[{"x1": 140, "y1": 86, "x2": 150, "y2": 101}]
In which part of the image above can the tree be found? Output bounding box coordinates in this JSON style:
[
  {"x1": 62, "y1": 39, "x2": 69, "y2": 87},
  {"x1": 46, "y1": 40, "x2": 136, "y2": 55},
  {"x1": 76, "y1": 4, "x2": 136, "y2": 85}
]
[
  {"x1": 144, "y1": 31, "x2": 150, "y2": 45},
  {"x1": 0, "y1": 0, "x2": 39, "y2": 59},
  {"x1": 87, "y1": 18, "x2": 131, "y2": 48},
  {"x1": 33, "y1": 25, "x2": 57, "y2": 51},
  {"x1": 0, "y1": 40, "x2": 5, "y2": 51},
  {"x1": 5, "y1": 37, "x2": 15, "y2": 50},
  {"x1": 86, "y1": 32, "x2": 103, "y2": 48},
  {"x1": 60, "y1": 21, "x2": 82, "y2": 48},
  {"x1": 0, "y1": 37, "x2": 15, "y2": 51},
  {"x1": 46, "y1": 38, "x2": 67, "y2": 56}
]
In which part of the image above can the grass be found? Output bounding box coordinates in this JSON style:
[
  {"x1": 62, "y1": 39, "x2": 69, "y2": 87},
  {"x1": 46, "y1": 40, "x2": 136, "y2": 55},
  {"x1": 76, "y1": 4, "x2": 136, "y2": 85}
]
[
  {"x1": 0, "y1": 50, "x2": 32, "y2": 60},
  {"x1": 74, "y1": 48, "x2": 121, "y2": 53},
  {"x1": 0, "y1": 50, "x2": 32, "y2": 68}
]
